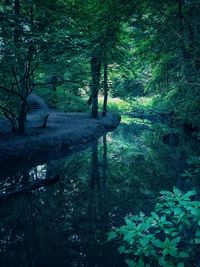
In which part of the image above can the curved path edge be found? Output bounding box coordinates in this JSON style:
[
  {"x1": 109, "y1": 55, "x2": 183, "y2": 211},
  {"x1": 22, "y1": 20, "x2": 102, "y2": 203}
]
[{"x1": 0, "y1": 112, "x2": 121, "y2": 171}]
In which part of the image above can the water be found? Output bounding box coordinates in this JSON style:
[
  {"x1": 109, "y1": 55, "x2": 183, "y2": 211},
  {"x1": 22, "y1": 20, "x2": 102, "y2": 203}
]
[{"x1": 0, "y1": 118, "x2": 200, "y2": 267}]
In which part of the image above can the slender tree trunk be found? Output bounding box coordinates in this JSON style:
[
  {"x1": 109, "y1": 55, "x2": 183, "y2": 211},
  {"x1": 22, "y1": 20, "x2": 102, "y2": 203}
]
[
  {"x1": 90, "y1": 140, "x2": 100, "y2": 190},
  {"x1": 14, "y1": 0, "x2": 34, "y2": 133},
  {"x1": 178, "y1": 0, "x2": 191, "y2": 82},
  {"x1": 188, "y1": 17, "x2": 194, "y2": 51},
  {"x1": 102, "y1": 63, "x2": 108, "y2": 117},
  {"x1": 51, "y1": 75, "x2": 58, "y2": 91},
  {"x1": 14, "y1": 0, "x2": 20, "y2": 46},
  {"x1": 14, "y1": 0, "x2": 25, "y2": 74},
  {"x1": 102, "y1": 134, "x2": 107, "y2": 189},
  {"x1": 18, "y1": 99, "x2": 27, "y2": 133},
  {"x1": 91, "y1": 57, "x2": 101, "y2": 118},
  {"x1": 187, "y1": 5, "x2": 198, "y2": 78},
  {"x1": 14, "y1": 0, "x2": 25, "y2": 133}
]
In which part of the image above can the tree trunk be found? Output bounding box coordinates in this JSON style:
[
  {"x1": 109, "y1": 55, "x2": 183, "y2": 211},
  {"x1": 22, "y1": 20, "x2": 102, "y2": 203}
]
[
  {"x1": 51, "y1": 75, "x2": 58, "y2": 91},
  {"x1": 90, "y1": 140, "x2": 100, "y2": 190},
  {"x1": 187, "y1": 4, "x2": 198, "y2": 78},
  {"x1": 14, "y1": 0, "x2": 20, "y2": 46},
  {"x1": 102, "y1": 134, "x2": 107, "y2": 188},
  {"x1": 178, "y1": 0, "x2": 191, "y2": 83},
  {"x1": 41, "y1": 114, "x2": 49, "y2": 128},
  {"x1": 102, "y1": 63, "x2": 108, "y2": 117},
  {"x1": 17, "y1": 99, "x2": 27, "y2": 133},
  {"x1": 91, "y1": 57, "x2": 101, "y2": 118}
]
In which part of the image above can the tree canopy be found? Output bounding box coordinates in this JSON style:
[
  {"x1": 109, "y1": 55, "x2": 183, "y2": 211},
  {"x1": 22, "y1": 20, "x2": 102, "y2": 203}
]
[{"x1": 0, "y1": 0, "x2": 200, "y2": 132}]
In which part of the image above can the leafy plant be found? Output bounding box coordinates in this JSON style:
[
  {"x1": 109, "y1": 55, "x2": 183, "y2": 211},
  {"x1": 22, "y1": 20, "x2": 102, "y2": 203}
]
[
  {"x1": 181, "y1": 156, "x2": 200, "y2": 180},
  {"x1": 108, "y1": 187, "x2": 200, "y2": 267}
]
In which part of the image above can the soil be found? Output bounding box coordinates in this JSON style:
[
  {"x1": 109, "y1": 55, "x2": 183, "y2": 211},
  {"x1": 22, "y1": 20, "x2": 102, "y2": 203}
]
[{"x1": 0, "y1": 112, "x2": 121, "y2": 169}]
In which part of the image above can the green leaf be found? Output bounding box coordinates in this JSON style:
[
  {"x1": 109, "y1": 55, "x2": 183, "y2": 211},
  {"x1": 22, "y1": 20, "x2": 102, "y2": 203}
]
[
  {"x1": 152, "y1": 239, "x2": 163, "y2": 248},
  {"x1": 118, "y1": 245, "x2": 126, "y2": 254},
  {"x1": 119, "y1": 225, "x2": 128, "y2": 234},
  {"x1": 138, "y1": 258, "x2": 145, "y2": 267},
  {"x1": 107, "y1": 231, "x2": 117, "y2": 241},
  {"x1": 168, "y1": 246, "x2": 177, "y2": 257},
  {"x1": 125, "y1": 217, "x2": 136, "y2": 229},
  {"x1": 172, "y1": 236, "x2": 181, "y2": 243},
  {"x1": 174, "y1": 207, "x2": 183, "y2": 215},
  {"x1": 173, "y1": 187, "x2": 182, "y2": 196},
  {"x1": 139, "y1": 238, "x2": 149, "y2": 247},
  {"x1": 196, "y1": 230, "x2": 200, "y2": 238},
  {"x1": 159, "y1": 256, "x2": 167, "y2": 266},
  {"x1": 160, "y1": 190, "x2": 172, "y2": 196},
  {"x1": 151, "y1": 212, "x2": 159, "y2": 220},
  {"x1": 123, "y1": 232, "x2": 135, "y2": 244},
  {"x1": 164, "y1": 228, "x2": 173, "y2": 234},
  {"x1": 125, "y1": 249, "x2": 134, "y2": 254},
  {"x1": 161, "y1": 215, "x2": 166, "y2": 222},
  {"x1": 172, "y1": 231, "x2": 179, "y2": 237},
  {"x1": 178, "y1": 251, "x2": 189, "y2": 258},
  {"x1": 162, "y1": 248, "x2": 169, "y2": 256},
  {"x1": 125, "y1": 259, "x2": 136, "y2": 267},
  {"x1": 186, "y1": 190, "x2": 196, "y2": 197},
  {"x1": 195, "y1": 238, "x2": 200, "y2": 244},
  {"x1": 177, "y1": 262, "x2": 184, "y2": 267},
  {"x1": 139, "y1": 212, "x2": 145, "y2": 218}
]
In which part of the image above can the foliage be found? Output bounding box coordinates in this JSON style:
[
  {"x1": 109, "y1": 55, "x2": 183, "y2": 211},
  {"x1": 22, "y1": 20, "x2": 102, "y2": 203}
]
[
  {"x1": 0, "y1": 0, "x2": 200, "y2": 132},
  {"x1": 109, "y1": 0, "x2": 200, "y2": 131},
  {"x1": 35, "y1": 86, "x2": 88, "y2": 112},
  {"x1": 98, "y1": 97, "x2": 131, "y2": 114},
  {"x1": 151, "y1": 87, "x2": 200, "y2": 130},
  {"x1": 182, "y1": 156, "x2": 200, "y2": 180},
  {"x1": 112, "y1": 78, "x2": 144, "y2": 99},
  {"x1": 55, "y1": 93, "x2": 88, "y2": 113},
  {"x1": 108, "y1": 187, "x2": 200, "y2": 267}
]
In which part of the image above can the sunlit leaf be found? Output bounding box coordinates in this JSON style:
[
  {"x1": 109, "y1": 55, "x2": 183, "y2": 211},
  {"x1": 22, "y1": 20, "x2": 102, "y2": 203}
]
[
  {"x1": 107, "y1": 231, "x2": 117, "y2": 241},
  {"x1": 125, "y1": 259, "x2": 136, "y2": 267}
]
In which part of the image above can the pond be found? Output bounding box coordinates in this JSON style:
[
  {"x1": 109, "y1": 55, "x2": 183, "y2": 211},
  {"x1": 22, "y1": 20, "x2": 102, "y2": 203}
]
[{"x1": 0, "y1": 117, "x2": 200, "y2": 267}]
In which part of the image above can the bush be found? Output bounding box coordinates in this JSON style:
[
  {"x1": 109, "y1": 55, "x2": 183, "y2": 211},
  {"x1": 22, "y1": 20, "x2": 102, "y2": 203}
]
[
  {"x1": 35, "y1": 86, "x2": 89, "y2": 112},
  {"x1": 151, "y1": 86, "x2": 200, "y2": 131},
  {"x1": 108, "y1": 187, "x2": 200, "y2": 267},
  {"x1": 55, "y1": 92, "x2": 88, "y2": 112}
]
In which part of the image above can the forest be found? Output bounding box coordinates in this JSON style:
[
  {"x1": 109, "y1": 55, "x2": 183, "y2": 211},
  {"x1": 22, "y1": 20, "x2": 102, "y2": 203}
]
[{"x1": 0, "y1": 0, "x2": 200, "y2": 267}]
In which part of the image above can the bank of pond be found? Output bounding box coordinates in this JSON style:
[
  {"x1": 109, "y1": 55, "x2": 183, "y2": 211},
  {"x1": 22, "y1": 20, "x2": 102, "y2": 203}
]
[{"x1": 0, "y1": 117, "x2": 200, "y2": 267}]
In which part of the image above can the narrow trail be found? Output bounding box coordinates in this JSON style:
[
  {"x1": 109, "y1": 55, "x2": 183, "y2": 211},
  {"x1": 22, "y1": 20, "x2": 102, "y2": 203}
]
[{"x1": 27, "y1": 93, "x2": 49, "y2": 113}]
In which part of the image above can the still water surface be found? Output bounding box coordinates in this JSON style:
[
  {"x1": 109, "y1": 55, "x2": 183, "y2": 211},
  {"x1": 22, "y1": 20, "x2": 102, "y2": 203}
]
[{"x1": 0, "y1": 118, "x2": 200, "y2": 267}]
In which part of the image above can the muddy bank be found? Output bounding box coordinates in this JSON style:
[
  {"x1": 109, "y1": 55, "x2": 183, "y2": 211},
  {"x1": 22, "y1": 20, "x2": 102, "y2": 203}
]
[{"x1": 0, "y1": 112, "x2": 120, "y2": 170}]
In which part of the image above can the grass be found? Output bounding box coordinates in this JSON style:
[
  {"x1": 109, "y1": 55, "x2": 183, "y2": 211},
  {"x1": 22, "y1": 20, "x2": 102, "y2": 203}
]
[
  {"x1": 33, "y1": 86, "x2": 156, "y2": 115},
  {"x1": 99, "y1": 95, "x2": 155, "y2": 114},
  {"x1": 98, "y1": 96, "x2": 131, "y2": 113}
]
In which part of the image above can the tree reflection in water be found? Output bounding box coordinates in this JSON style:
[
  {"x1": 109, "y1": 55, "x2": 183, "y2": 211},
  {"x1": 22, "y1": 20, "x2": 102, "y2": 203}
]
[
  {"x1": 0, "y1": 134, "x2": 118, "y2": 267},
  {"x1": 1, "y1": 121, "x2": 200, "y2": 267}
]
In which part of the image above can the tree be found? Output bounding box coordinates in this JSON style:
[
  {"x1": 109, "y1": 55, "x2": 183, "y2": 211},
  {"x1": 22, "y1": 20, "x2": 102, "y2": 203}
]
[
  {"x1": 0, "y1": 0, "x2": 37, "y2": 132},
  {"x1": 0, "y1": 0, "x2": 81, "y2": 132},
  {"x1": 65, "y1": 0, "x2": 136, "y2": 117},
  {"x1": 114, "y1": 0, "x2": 200, "y2": 128}
]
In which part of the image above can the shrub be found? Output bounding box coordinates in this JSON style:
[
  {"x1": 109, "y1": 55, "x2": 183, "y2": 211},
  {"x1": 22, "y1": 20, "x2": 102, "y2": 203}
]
[
  {"x1": 108, "y1": 187, "x2": 200, "y2": 267},
  {"x1": 35, "y1": 86, "x2": 88, "y2": 112}
]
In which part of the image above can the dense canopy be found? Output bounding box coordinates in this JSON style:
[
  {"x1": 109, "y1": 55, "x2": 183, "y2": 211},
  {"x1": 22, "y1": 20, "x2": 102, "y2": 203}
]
[{"x1": 0, "y1": 0, "x2": 199, "y2": 133}]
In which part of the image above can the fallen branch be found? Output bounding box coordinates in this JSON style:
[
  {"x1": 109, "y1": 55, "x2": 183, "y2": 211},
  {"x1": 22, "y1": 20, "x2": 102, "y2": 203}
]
[{"x1": 0, "y1": 175, "x2": 59, "y2": 201}]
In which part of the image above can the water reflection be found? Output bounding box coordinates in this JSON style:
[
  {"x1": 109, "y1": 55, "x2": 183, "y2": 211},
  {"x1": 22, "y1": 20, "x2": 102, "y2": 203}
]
[{"x1": 0, "y1": 121, "x2": 200, "y2": 267}]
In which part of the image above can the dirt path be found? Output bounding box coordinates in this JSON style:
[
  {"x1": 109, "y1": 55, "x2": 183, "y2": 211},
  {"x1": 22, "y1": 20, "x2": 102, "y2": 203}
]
[{"x1": 0, "y1": 112, "x2": 120, "y2": 169}]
